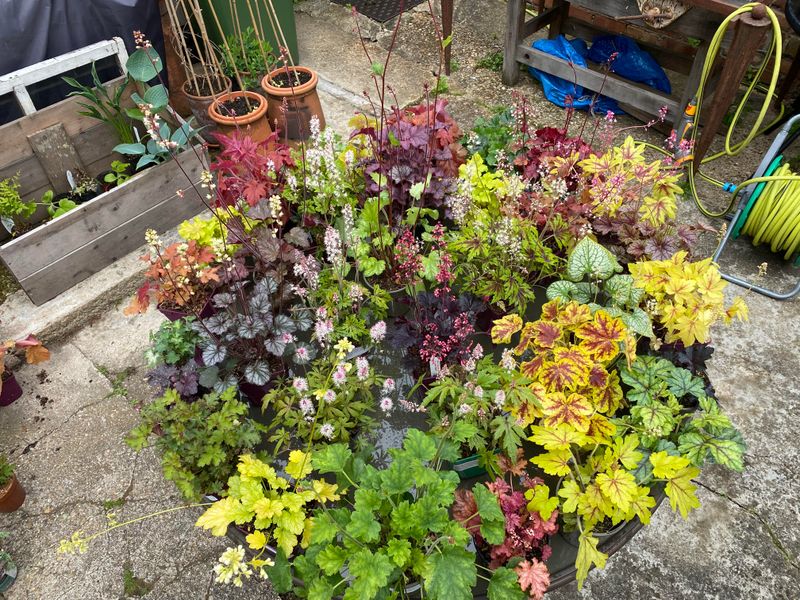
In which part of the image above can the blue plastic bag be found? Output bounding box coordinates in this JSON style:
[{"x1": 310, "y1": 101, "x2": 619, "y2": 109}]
[
  {"x1": 528, "y1": 36, "x2": 620, "y2": 114},
  {"x1": 588, "y1": 35, "x2": 671, "y2": 94}
]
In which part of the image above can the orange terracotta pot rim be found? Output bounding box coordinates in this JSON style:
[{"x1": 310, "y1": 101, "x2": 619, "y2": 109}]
[
  {"x1": 182, "y1": 75, "x2": 233, "y2": 101},
  {"x1": 208, "y1": 91, "x2": 268, "y2": 126},
  {"x1": 261, "y1": 66, "x2": 319, "y2": 97}
]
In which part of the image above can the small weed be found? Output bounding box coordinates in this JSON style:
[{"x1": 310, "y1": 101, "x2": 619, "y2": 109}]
[
  {"x1": 103, "y1": 497, "x2": 126, "y2": 511},
  {"x1": 687, "y1": 37, "x2": 702, "y2": 48},
  {"x1": 122, "y1": 565, "x2": 152, "y2": 597},
  {"x1": 449, "y1": 59, "x2": 461, "y2": 73},
  {"x1": 431, "y1": 75, "x2": 450, "y2": 96},
  {"x1": 97, "y1": 365, "x2": 134, "y2": 400},
  {"x1": 476, "y1": 50, "x2": 503, "y2": 72}
]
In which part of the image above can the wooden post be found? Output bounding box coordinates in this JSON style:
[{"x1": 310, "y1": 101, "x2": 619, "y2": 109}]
[
  {"x1": 503, "y1": 0, "x2": 526, "y2": 86},
  {"x1": 159, "y1": 0, "x2": 191, "y2": 116},
  {"x1": 692, "y1": 4, "x2": 772, "y2": 168},
  {"x1": 442, "y1": 0, "x2": 454, "y2": 75}
]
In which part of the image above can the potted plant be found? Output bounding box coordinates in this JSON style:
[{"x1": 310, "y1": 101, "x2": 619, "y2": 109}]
[
  {"x1": 125, "y1": 232, "x2": 221, "y2": 321},
  {"x1": 266, "y1": 429, "x2": 510, "y2": 599},
  {"x1": 207, "y1": 90, "x2": 271, "y2": 143},
  {"x1": 217, "y1": 26, "x2": 276, "y2": 92},
  {"x1": 0, "y1": 175, "x2": 36, "y2": 236},
  {"x1": 0, "y1": 455, "x2": 25, "y2": 513},
  {"x1": 97, "y1": 160, "x2": 132, "y2": 191},
  {"x1": 0, "y1": 335, "x2": 49, "y2": 407},
  {"x1": 0, "y1": 532, "x2": 16, "y2": 593},
  {"x1": 126, "y1": 387, "x2": 263, "y2": 501},
  {"x1": 421, "y1": 355, "x2": 534, "y2": 479},
  {"x1": 196, "y1": 449, "x2": 339, "y2": 568},
  {"x1": 261, "y1": 65, "x2": 325, "y2": 145},
  {"x1": 453, "y1": 451, "x2": 559, "y2": 600}
]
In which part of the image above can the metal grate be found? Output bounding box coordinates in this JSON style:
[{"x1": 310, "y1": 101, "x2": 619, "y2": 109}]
[{"x1": 331, "y1": 0, "x2": 426, "y2": 23}]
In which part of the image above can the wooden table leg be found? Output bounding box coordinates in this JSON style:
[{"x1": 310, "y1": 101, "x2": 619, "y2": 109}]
[
  {"x1": 676, "y1": 36, "x2": 711, "y2": 129},
  {"x1": 442, "y1": 0, "x2": 454, "y2": 75},
  {"x1": 692, "y1": 7, "x2": 771, "y2": 168},
  {"x1": 503, "y1": 0, "x2": 526, "y2": 85}
]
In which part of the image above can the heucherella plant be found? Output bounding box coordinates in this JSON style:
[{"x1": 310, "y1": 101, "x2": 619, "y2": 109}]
[
  {"x1": 262, "y1": 335, "x2": 389, "y2": 454},
  {"x1": 546, "y1": 236, "x2": 654, "y2": 338},
  {"x1": 629, "y1": 252, "x2": 748, "y2": 347},
  {"x1": 492, "y1": 293, "x2": 745, "y2": 588},
  {"x1": 196, "y1": 451, "x2": 340, "y2": 561},
  {"x1": 580, "y1": 136, "x2": 683, "y2": 227}
]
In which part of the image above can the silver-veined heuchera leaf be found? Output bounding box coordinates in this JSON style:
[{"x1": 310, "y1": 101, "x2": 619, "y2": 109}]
[{"x1": 244, "y1": 361, "x2": 271, "y2": 386}]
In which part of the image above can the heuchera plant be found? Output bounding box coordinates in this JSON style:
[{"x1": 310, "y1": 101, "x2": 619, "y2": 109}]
[
  {"x1": 263, "y1": 336, "x2": 388, "y2": 453},
  {"x1": 360, "y1": 99, "x2": 466, "y2": 221},
  {"x1": 422, "y1": 356, "x2": 534, "y2": 471},
  {"x1": 196, "y1": 451, "x2": 340, "y2": 559},
  {"x1": 453, "y1": 451, "x2": 558, "y2": 600},
  {"x1": 581, "y1": 136, "x2": 706, "y2": 262},
  {"x1": 629, "y1": 252, "x2": 748, "y2": 347},
  {"x1": 126, "y1": 235, "x2": 220, "y2": 314}
]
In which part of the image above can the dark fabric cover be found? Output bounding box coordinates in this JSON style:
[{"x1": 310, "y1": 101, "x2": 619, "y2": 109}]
[{"x1": 0, "y1": 0, "x2": 162, "y2": 75}]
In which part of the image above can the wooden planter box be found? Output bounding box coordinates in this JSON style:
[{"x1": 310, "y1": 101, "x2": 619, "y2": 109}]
[{"x1": 0, "y1": 77, "x2": 208, "y2": 305}]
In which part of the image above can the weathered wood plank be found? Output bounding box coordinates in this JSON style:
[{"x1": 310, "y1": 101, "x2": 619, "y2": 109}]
[
  {"x1": 0, "y1": 77, "x2": 130, "y2": 169},
  {"x1": 0, "y1": 147, "x2": 207, "y2": 281},
  {"x1": 28, "y1": 124, "x2": 87, "y2": 193},
  {"x1": 515, "y1": 44, "x2": 680, "y2": 119},
  {"x1": 17, "y1": 183, "x2": 205, "y2": 305}
]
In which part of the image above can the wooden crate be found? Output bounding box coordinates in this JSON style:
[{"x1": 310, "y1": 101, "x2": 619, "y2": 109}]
[{"x1": 0, "y1": 77, "x2": 208, "y2": 305}]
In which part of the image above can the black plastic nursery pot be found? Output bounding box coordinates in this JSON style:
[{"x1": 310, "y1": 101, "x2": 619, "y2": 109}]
[
  {"x1": 157, "y1": 296, "x2": 216, "y2": 322},
  {"x1": 0, "y1": 373, "x2": 23, "y2": 407},
  {"x1": 0, "y1": 560, "x2": 17, "y2": 593}
]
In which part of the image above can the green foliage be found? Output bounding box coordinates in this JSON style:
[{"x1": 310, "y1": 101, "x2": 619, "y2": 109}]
[
  {"x1": 116, "y1": 47, "x2": 198, "y2": 171},
  {"x1": 449, "y1": 156, "x2": 562, "y2": 313},
  {"x1": 197, "y1": 451, "x2": 338, "y2": 557},
  {"x1": 122, "y1": 565, "x2": 152, "y2": 597},
  {"x1": 263, "y1": 347, "x2": 380, "y2": 455},
  {"x1": 464, "y1": 107, "x2": 514, "y2": 167},
  {"x1": 547, "y1": 237, "x2": 653, "y2": 337},
  {"x1": 296, "y1": 429, "x2": 475, "y2": 599},
  {"x1": 0, "y1": 530, "x2": 14, "y2": 573},
  {"x1": 63, "y1": 61, "x2": 137, "y2": 144},
  {"x1": 422, "y1": 356, "x2": 534, "y2": 468},
  {"x1": 0, "y1": 455, "x2": 14, "y2": 487},
  {"x1": 617, "y1": 356, "x2": 746, "y2": 472},
  {"x1": 0, "y1": 175, "x2": 36, "y2": 234},
  {"x1": 102, "y1": 161, "x2": 131, "y2": 188},
  {"x1": 126, "y1": 387, "x2": 262, "y2": 501},
  {"x1": 476, "y1": 51, "x2": 504, "y2": 72},
  {"x1": 219, "y1": 27, "x2": 275, "y2": 91},
  {"x1": 145, "y1": 317, "x2": 200, "y2": 367}
]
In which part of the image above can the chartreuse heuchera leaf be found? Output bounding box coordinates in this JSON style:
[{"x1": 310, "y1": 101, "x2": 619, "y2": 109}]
[
  {"x1": 196, "y1": 453, "x2": 338, "y2": 557},
  {"x1": 575, "y1": 530, "x2": 608, "y2": 589}
]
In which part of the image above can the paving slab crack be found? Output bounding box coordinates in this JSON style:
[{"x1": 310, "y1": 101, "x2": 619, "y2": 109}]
[{"x1": 696, "y1": 480, "x2": 800, "y2": 572}]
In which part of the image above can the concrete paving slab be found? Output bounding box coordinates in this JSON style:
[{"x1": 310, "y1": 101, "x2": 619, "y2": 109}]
[{"x1": 71, "y1": 307, "x2": 166, "y2": 373}]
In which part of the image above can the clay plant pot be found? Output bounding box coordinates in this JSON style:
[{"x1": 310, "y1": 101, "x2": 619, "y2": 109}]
[
  {"x1": 0, "y1": 473, "x2": 26, "y2": 513},
  {"x1": 208, "y1": 91, "x2": 272, "y2": 144},
  {"x1": 182, "y1": 75, "x2": 233, "y2": 144},
  {"x1": 0, "y1": 373, "x2": 23, "y2": 407},
  {"x1": 260, "y1": 66, "x2": 325, "y2": 146}
]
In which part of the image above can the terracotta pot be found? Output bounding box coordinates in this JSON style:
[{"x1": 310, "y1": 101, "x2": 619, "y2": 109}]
[
  {"x1": 182, "y1": 76, "x2": 233, "y2": 144},
  {"x1": 208, "y1": 91, "x2": 272, "y2": 144},
  {"x1": 0, "y1": 373, "x2": 22, "y2": 407},
  {"x1": 260, "y1": 66, "x2": 325, "y2": 146},
  {"x1": 0, "y1": 473, "x2": 26, "y2": 513}
]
